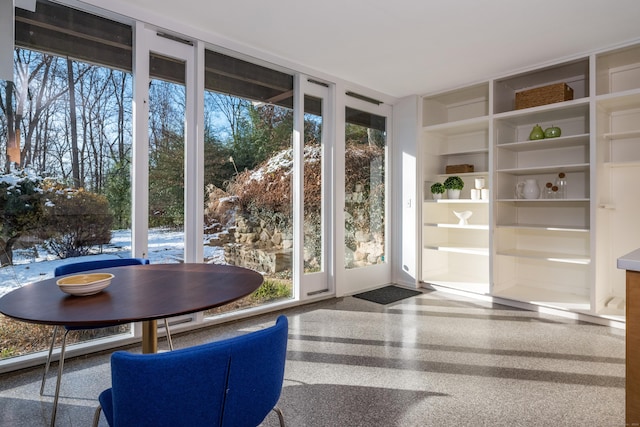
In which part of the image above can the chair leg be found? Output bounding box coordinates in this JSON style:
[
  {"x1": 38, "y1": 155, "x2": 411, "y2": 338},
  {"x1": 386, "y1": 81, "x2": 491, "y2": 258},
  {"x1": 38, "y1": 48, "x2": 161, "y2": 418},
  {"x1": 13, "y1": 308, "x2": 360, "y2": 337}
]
[
  {"x1": 92, "y1": 405, "x2": 102, "y2": 427},
  {"x1": 272, "y1": 406, "x2": 286, "y2": 427},
  {"x1": 50, "y1": 329, "x2": 70, "y2": 427},
  {"x1": 164, "y1": 319, "x2": 174, "y2": 351},
  {"x1": 40, "y1": 325, "x2": 60, "y2": 396}
]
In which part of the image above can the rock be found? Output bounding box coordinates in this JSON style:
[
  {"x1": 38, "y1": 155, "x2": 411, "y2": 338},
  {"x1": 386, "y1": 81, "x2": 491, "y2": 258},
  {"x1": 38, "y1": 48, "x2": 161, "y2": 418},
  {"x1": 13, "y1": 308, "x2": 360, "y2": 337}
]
[{"x1": 271, "y1": 232, "x2": 282, "y2": 245}]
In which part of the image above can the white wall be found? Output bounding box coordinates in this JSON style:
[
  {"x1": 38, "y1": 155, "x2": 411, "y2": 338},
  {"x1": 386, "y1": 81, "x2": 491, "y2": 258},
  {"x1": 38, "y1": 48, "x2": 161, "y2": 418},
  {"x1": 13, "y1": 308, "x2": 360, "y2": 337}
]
[{"x1": 391, "y1": 95, "x2": 420, "y2": 287}]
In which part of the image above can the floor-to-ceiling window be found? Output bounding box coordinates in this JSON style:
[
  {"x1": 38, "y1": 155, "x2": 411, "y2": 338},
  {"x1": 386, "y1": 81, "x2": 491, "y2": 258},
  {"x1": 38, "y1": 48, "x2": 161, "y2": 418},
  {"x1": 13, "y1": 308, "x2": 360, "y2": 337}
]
[
  {"x1": 202, "y1": 50, "x2": 295, "y2": 315},
  {"x1": 0, "y1": 1, "x2": 135, "y2": 360},
  {"x1": 0, "y1": 0, "x2": 358, "y2": 370},
  {"x1": 344, "y1": 106, "x2": 387, "y2": 269},
  {"x1": 303, "y1": 95, "x2": 324, "y2": 274},
  {"x1": 335, "y1": 99, "x2": 391, "y2": 297},
  {"x1": 146, "y1": 53, "x2": 187, "y2": 261},
  {"x1": 298, "y1": 78, "x2": 333, "y2": 299}
]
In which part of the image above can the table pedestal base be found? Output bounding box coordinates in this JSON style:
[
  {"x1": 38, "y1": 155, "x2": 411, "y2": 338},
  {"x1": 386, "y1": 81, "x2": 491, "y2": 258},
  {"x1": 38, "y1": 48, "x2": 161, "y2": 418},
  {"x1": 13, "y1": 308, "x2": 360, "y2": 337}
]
[{"x1": 142, "y1": 320, "x2": 157, "y2": 354}]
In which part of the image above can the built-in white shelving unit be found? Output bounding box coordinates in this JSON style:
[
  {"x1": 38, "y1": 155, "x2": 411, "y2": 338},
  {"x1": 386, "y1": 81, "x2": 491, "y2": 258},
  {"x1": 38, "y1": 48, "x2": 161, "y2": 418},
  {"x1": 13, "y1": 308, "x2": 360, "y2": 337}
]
[
  {"x1": 418, "y1": 40, "x2": 640, "y2": 322},
  {"x1": 492, "y1": 72, "x2": 591, "y2": 313},
  {"x1": 421, "y1": 84, "x2": 491, "y2": 296}
]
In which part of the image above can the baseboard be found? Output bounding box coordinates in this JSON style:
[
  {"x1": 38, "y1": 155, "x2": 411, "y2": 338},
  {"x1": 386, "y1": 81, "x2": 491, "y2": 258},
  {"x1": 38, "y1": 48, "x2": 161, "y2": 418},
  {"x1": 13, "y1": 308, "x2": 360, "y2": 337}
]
[{"x1": 420, "y1": 282, "x2": 626, "y2": 330}]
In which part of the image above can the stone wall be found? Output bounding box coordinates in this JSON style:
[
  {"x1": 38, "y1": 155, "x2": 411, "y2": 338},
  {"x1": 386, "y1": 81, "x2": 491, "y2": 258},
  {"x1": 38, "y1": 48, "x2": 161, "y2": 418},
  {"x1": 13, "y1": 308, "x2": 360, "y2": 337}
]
[
  {"x1": 206, "y1": 213, "x2": 293, "y2": 274},
  {"x1": 224, "y1": 243, "x2": 292, "y2": 274},
  {"x1": 345, "y1": 231, "x2": 385, "y2": 268},
  {"x1": 207, "y1": 212, "x2": 383, "y2": 273}
]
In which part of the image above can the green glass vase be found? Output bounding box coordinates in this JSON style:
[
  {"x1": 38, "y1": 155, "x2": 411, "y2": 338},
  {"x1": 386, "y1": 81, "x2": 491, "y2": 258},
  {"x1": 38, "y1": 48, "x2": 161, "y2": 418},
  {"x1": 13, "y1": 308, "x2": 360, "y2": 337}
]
[{"x1": 529, "y1": 124, "x2": 545, "y2": 140}]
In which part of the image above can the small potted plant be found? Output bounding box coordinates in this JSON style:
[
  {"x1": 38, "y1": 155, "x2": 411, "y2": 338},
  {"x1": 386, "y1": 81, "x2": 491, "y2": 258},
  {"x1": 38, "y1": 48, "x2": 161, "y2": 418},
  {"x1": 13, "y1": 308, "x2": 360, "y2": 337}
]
[
  {"x1": 443, "y1": 176, "x2": 464, "y2": 199},
  {"x1": 430, "y1": 182, "x2": 445, "y2": 200}
]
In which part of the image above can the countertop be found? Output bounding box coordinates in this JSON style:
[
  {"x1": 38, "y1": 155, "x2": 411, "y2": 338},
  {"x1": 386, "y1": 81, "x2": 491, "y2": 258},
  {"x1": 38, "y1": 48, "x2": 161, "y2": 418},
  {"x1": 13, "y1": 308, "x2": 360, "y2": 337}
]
[{"x1": 618, "y1": 248, "x2": 640, "y2": 272}]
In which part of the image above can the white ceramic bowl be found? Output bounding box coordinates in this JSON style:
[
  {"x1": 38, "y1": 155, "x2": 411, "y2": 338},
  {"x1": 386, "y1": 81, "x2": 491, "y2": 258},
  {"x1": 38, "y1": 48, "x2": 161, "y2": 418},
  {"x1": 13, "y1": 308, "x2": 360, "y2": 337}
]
[{"x1": 56, "y1": 273, "x2": 114, "y2": 296}]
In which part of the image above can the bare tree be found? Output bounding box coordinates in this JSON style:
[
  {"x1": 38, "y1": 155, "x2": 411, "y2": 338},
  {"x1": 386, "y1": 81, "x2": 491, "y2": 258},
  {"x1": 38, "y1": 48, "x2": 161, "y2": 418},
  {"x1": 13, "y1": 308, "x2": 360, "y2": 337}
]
[
  {"x1": 77, "y1": 66, "x2": 113, "y2": 192},
  {"x1": 67, "y1": 58, "x2": 81, "y2": 187},
  {"x1": 111, "y1": 71, "x2": 131, "y2": 163},
  {"x1": 15, "y1": 51, "x2": 67, "y2": 171},
  {"x1": 206, "y1": 92, "x2": 248, "y2": 144},
  {"x1": 2, "y1": 81, "x2": 15, "y2": 173}
]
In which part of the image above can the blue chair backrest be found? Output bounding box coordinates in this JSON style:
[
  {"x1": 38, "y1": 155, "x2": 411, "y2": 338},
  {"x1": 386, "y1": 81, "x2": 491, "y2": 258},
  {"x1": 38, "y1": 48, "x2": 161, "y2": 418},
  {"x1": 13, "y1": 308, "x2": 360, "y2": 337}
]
[
  {"x1": 222, "y1": 315, "x2": 289, "y2": 426},
  {"x1": 54, "y1": 258, "x2": 149, "y2": 277},
  {"x1": 102, "y1": 315, "x2": 288, "y2": 427}
]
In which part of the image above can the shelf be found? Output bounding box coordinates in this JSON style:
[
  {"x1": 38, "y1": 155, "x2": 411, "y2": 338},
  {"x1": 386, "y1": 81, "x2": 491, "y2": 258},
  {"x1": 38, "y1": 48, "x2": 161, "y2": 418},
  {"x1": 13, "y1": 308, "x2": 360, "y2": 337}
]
[
  {"x1": 496, "y1": 223, "x2": 589, "y2": 232},
  {"x1": 424, "y1": 244, "x2": 489, "y2": 256},
  {"x1": 596, "y1": 90, "x2": 640, "y2": 111},
  {"x1": 496, "y1": 198, "x2": 590, "y2": 203},
  {"x1": 596, "y1": 43, "x2": 640, "y2": 95},
  {"x1": 494, "y1": 99, "x2": 590, "y2": 122},
  {"x1": 422, "y1": 278, "x2": 490, "y2": 295},
  {"x1": 602, "y1": 130, "x2": 640, "y2": 140},
  {"x1": 440, "y1": 147, "x2": 488, "y2": 156},
  {"x1": 495, "y1": 200, "x2": 590, "y2": 230},
  {"x1": 435, "y1": 171, "x2": 490, "y2": 178},
  {"x1": 423, "y1": 84, "x2": 489, "y2": 126},
  {"x1": 603, "y1": 161, "x2": 640, "y2": 169},
  {"x1": 422, "y1": 116, "x2": 489, "y2": 134},
  {"x1": 493, "y1": 285, "x2": 591, "y2": 312},
  {"x1": 425, "y1": 198, "x2": 489, "y2": 204},
  {"x1": 424, "y1": 223, "x2": 489, "y2": 230},
  {"x1": 596, "y1": 308, "x2": 625, "y2": 321},
  {"x1": 497, "y1": 249, "x2": 590, "y2": 264},
  {"x1": 496, "y1": 163, "x2": 589, "y2": 175},
  {"x1": 493, "y1": 57, "x2": 589, "y2": 115},
  {"x1": 497, "y1": 133, "x2": 589, "y2": 151}
]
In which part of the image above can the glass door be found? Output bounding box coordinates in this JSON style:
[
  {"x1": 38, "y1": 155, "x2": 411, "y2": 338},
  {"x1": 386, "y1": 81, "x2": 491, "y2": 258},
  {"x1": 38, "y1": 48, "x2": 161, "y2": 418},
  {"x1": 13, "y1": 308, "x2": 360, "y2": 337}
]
[
  {"x1": 337, "y1": 99, "x2": 391, "y2": 295},
  {"x1": 132, "y1": 27, "x2": 197, "y2": 264},
  {"x1": 298, "y1": 78, "x2": 332, "y2": 299},
  {"x1": 147, "y1": 51, "x2": 186, "y2": 263},
  {"x1": 131, "y1": 27, "x2": 198, "y2": 342},
  {"x1": 201, "y1": 49, "x2": 296, "y2": 316}
]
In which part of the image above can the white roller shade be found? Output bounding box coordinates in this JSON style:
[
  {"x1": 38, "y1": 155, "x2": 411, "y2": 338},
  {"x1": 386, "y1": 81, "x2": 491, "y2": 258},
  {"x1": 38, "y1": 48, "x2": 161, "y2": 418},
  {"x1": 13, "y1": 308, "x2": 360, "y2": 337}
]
[
  {"x1": 14, "y1": 0, "x2": 34, "y2": 11},
  {"x1": 0, "y1": 0, "x2": 14, "y2": 81}
]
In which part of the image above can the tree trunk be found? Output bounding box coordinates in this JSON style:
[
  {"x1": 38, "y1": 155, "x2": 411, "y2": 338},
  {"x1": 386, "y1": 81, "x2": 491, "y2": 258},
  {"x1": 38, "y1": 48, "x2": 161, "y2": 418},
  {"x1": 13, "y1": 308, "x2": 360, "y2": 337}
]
[
  {"x1": 4, "y1": 81, "x2": 16, "y2": 173},
  {"x1": 117, "y1": 73, "x2": 126, "y2": 161},
  {"x1": 20, "y1": 54, "x2": 58, "y2": 170},
  {"x1": 67, "y1": 58, "x2": 81, "y2": 188},
  {"x1": 0, "y1": 237, "x2": 16, "y2": 267}
]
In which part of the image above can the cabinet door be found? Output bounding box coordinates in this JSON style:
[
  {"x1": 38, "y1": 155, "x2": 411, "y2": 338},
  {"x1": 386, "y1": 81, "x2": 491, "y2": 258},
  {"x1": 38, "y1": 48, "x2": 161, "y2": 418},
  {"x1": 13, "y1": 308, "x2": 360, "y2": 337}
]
[
  {"x1": 606, "y1": 165, "x2": 640, "y2": 303},
  {"x1": 595, "y1": 93, "x2": 640, "y2": 316}
]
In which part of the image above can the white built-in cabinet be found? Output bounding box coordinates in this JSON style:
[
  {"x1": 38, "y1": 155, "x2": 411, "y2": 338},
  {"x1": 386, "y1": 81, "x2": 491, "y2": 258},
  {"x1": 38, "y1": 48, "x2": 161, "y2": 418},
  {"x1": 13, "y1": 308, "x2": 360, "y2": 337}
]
[
  {"x1": 419, "y1": 41, "x2": 640, "y2": 322},
  {"x1": 421, "y1": 84, "x2": 491, "y2": 294}
]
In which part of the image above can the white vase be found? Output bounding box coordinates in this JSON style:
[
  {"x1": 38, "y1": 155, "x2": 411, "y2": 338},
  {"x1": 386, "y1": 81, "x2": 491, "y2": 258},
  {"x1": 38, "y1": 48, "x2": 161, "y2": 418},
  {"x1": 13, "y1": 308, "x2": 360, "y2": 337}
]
[
  {"x1": 516, "y1": 179, "x2": 540, "y2": 199},
  {"x1": 432, "y1": 193, "x2": 443, "y2": 200},
  {"x1": 447, "y1": 189, "x2": 461, "y2": 199}
]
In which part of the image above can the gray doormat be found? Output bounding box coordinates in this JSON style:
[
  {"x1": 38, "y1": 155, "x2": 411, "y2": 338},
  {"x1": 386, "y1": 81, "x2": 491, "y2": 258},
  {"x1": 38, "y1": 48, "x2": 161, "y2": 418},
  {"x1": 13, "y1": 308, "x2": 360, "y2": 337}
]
[{"x1": 353, "y1": 285, "x2": 422, "y2": 305}]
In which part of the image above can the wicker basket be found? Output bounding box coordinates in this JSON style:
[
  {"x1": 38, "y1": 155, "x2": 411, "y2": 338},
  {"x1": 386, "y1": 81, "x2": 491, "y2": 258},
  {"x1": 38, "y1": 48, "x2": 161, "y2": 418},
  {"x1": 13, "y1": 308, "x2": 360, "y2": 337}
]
[
  {"x1": 515, "y1": 83, "x2": 574, "y2": 110},
  {"x1": 445, "y1": 164, "x2": 474, "y2": 174}
]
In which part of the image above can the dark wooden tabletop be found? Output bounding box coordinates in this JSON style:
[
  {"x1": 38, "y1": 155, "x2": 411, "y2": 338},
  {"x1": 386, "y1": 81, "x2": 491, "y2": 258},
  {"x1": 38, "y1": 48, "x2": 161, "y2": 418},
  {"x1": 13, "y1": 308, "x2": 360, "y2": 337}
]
[{"x1": 0, "y1": 263, "x2": 263, "y2": 327}]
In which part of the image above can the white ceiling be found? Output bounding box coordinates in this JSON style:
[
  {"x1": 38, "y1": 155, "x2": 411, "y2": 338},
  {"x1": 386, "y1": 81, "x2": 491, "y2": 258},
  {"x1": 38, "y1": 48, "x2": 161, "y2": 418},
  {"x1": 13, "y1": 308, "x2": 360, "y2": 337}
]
[{"x1": 121, "y1": 0, "x2": 640, "y2": 99}]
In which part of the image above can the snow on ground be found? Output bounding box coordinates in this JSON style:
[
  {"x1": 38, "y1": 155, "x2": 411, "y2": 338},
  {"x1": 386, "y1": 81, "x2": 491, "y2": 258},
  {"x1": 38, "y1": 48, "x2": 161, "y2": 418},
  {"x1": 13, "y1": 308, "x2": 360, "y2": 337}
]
[{"x1": 0, "y1": 228, "x2": 225, "y2": 297}]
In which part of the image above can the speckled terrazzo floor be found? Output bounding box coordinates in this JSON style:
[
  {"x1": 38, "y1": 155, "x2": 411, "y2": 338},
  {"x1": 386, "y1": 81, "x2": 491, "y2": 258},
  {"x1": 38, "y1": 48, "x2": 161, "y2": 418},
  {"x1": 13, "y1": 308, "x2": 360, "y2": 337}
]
[{"x1": 0, "y1": 288, "x2": 626, "y2": 427}]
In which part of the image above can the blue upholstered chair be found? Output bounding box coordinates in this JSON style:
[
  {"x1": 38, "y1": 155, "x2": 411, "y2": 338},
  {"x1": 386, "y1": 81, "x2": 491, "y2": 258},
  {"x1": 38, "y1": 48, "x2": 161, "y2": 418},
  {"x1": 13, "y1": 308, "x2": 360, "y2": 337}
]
[
  {"x1": 41, "y1": 258, "x2": 174, "y2": 426},
  {"x1": 92, "y1": 315, "x2": 289, "y2": 427}
]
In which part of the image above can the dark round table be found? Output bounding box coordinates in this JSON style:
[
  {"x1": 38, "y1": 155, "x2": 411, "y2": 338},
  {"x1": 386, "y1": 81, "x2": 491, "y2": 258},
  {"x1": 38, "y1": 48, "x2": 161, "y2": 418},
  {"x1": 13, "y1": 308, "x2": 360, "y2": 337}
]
[{"x1": 0, "y1": 263, "x2": 263, "y2": 353}]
